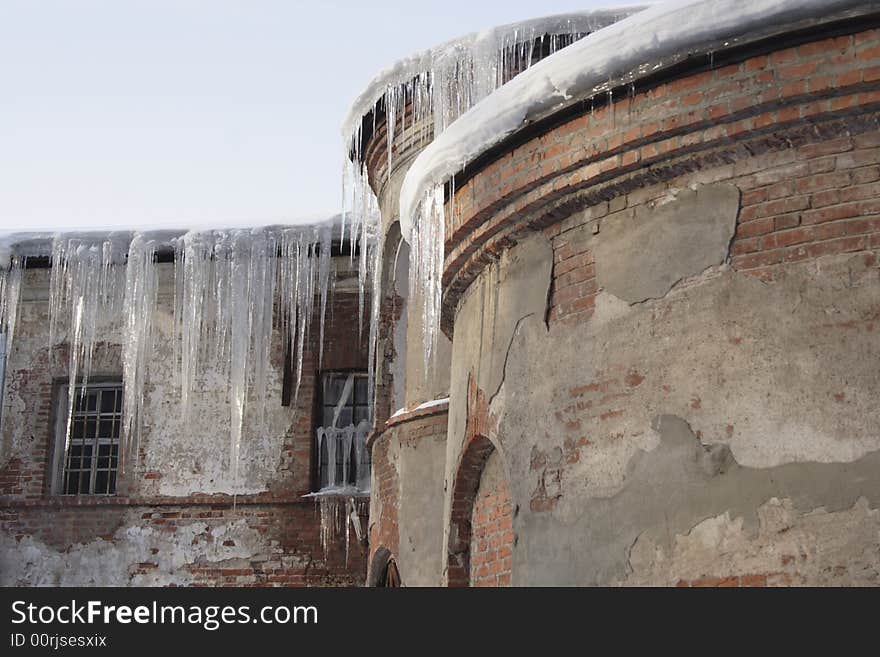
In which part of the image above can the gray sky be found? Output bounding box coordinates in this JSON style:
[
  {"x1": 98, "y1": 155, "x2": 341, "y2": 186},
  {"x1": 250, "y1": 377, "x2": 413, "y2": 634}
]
[{"x1": 0, "y1": 0, "x2": 640, "y2": 233}]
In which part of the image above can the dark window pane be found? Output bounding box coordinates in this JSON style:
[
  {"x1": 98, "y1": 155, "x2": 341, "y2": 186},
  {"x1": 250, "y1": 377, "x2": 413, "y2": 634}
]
[
  {"x1": 100, "y1": 391, "x2": 116, "y2": 413},
  {"x1": 78, "y1": 471, "x2": 90, "y2": 494},
  {"x1": 84, "y1": 419, "x2": 97, "y2": 439},
  {"x1": 108, "y1": 471, "x2": 117, "y2": 494},
  {"x1": 317, "y1": 373, "x2": 369, "y2": 491},
  {"x1": 98, "y1": 419, "x2": 115, "y2": 439},
  {"x1": 325, "y1": 375, "x2": 346, "y2": 406},
  {"x1": 354, "y1": 378, "x2": 368, "y2": 404},
  {"x1": 72, "y1": 419, "x2": 85, "y2": 440},
  {"x1": 97, "y1": 444, "x2": 111, "y2": 469},
  {"x1": 95, "y1": 470, "x2": 108, "y2": 494},
  {"x1": 85, "y1": 392, "x2": 98, "y2": 412}
]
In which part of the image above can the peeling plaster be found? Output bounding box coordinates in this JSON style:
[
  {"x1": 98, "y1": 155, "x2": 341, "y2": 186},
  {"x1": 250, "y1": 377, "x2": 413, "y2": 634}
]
[
  {"x1": 1, "y1": 266, "x2": 297, "y2": 495},
  {"x1": 594, "y1": 183, "x2": 740, "y2": 303},
  {"x1": 626, "y1": 496, "x2": 880, "y2": 586},
  {"x1": 514, "y1": 414, "x2": 880, "y2": 585},
  {"x1": 452, "y1": 228, "x2": 878, "y2": 585},
  {"x1": 0, "y1": 513, "x2": 277, "y2": 586}
]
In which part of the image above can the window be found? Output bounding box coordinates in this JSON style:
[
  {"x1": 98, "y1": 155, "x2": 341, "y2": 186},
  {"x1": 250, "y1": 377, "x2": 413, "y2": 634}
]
[
  {"x1": 316, "y1": 372, "x2": 370, "y2": 491},
  {"x1": 53, "y1": 381, "x2": 122, "y2": 495}
]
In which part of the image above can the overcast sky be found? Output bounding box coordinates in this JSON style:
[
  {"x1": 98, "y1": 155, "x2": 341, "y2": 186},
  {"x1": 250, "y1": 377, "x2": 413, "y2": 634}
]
[{"x1": 0, "y1": 0, "x2": 643, "y2": 233}]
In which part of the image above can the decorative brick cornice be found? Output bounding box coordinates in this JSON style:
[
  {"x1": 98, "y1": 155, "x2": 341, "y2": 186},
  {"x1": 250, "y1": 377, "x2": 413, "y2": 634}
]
[
  {"x1": 439, "y1": 27, "x2": 880, "y2": 336},
  {"x1": 366, "y1": 399, "x2": 449, "y2": 449}
]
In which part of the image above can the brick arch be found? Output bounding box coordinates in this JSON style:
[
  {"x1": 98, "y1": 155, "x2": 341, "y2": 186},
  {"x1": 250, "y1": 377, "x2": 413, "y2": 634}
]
[
  {"x1": 446, "y1": 377, "x2": 514, "y2": 587},
  {"x1": 447, "y1": 433, "x2": 497, "y2": 586},
  {"x1": 468, "y1": 450, "x2": 513, "y2": 586}
]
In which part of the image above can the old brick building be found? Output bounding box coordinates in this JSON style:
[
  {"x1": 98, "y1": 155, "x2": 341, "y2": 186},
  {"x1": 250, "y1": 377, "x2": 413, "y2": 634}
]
[
  {"x1": 2, "y1": 0, "x2": 879, "y2": 588},
  {"x1": 357, "y1": 0, "x2": 880, "y2": 586},
  {"x1": 0, "y1": 233, "x2": 371, "y2": 586}
]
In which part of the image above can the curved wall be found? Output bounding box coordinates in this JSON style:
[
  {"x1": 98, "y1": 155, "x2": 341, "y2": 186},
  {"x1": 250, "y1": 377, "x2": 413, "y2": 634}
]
[
  {"x1": 440, "y1": 24, "x2": 880, "y2": 585},
  {"x1": 362, "y1": 101, "x2": 450, "y2": 586}
]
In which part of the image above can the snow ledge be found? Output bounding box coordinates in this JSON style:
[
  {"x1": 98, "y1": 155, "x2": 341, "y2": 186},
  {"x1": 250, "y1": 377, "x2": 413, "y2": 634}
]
[{"x1": 399, "y1": 0, "x2": 877, "y2": 241}]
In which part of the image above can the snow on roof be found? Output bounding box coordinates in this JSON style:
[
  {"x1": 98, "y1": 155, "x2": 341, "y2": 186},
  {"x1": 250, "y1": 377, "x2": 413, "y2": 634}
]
[
  {"x1": 0, "y1": 215, "x2": 344, "y2": 267},
  {"x1": 341, "y1": 8, "x2": 646, "y2": 146},
  {"x1": 399, "y1": 0, "x2": 876, "y2": 240}
]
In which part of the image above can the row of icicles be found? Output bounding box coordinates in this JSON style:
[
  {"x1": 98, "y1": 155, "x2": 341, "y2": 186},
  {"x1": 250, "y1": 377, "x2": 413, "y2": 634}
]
[
  {"x1": 0, "y1": 224, "x2": 381, "y2": 490},
  {"x1": 342, "y1": 26, "x2": 600, "y2": 372}
]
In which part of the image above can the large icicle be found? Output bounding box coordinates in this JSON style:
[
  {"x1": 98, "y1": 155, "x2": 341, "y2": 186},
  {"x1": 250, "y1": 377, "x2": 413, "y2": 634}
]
[
  {"x1": 3, "y1": 222, "x2": 338, "y2": 487},
  {"x1": 48, "y1": 236, "x2": 127, "y2": 461},
  {"x1": 0, "y1": 257, "x2": 23, "y2": 373},
  {"x1": 342, "y1": 9, "x2": 640, "y2": 378},
  {"x1": 0, "y1": 256, "x2": 23, "y2": 439},
  {"x1": 341, "y1": 9, "x2": 642, "y2": 175},
  {"x1": 172, "y1": 225, "x2": 335, "y2": 488},
  {"x1": 340, "y1": 147, "x2": 381, "y2": 416},
  {"x1": 120, "y1": 235, "x2": 159, "y2": 471},
  {"x1": 407, "y1": 184, "x2": 446, "y2": 371}
]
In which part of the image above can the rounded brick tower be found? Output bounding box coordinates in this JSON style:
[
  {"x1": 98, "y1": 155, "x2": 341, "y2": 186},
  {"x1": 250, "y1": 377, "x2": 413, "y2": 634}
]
[
  {"x1": 347, "y1": 10, "x2": 637, "y2": 586},
  {"x1": 401, "y1": 0, "x2": 880, "y2": 585}
]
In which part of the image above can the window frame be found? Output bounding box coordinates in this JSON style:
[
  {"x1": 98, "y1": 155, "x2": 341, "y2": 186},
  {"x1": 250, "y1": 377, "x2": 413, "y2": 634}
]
[
  {"x1": 315, "y1": 370, "x2": 371, "y2": 492},
  {"x1": 49, "y1": 378, "x2": 124, "y2": 497}
]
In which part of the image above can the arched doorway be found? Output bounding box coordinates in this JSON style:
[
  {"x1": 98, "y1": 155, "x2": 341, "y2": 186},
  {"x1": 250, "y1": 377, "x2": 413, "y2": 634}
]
[{"x1": 447, "y1": 435, "x2": 513, "y2": 586}]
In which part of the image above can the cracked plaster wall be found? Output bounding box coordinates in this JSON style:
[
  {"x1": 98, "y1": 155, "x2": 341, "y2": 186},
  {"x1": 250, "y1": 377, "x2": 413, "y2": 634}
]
[
  {"x1": 445, "y1": 182, "x2": 880, "y2": 585},
  {"x1": 0, "y1": 263, "x2": 369, "y2": 586},
  {"x1": 2, "y1": 265, "x2": 295, "y2": 496}
]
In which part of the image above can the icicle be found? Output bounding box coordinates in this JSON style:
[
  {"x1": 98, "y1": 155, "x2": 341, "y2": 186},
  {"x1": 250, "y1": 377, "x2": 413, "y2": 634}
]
[
  {"x1": 408, "y1": 183, "x2": 446, "y2": 373},
  {"x1": 171, "y1": 225, "x2": 333, "y2": 487},
  {"x1": 226, "y1": 231, "x2": 251, "y2": 490},
  {"x1": 326, "y1": 430, "x2": 337, "y2": 488},
  {"x1": 317, "y1": 225, "x2": 331, "y2": 368},
  {"x1": 120, "y1": 235, "x2": 159, "y2": 472},
  {"x1": 0, "y1": 256, "x2": 23, "y2": 445},
  {"x1": 0, "y1": 256, "x2": 23, "y2": 373},
  {"x1": 47, "y1": 236, "x2": 127, "y2": 486},
  {"x1": 386, "y1": 85, "x2": 396, "y2": 181},
  {"x1": 330, "y1": 374, "x2": 355, "y2": 429},
  {"x1": 340, "y1": 13, "x2": 637, "y2": 376}
]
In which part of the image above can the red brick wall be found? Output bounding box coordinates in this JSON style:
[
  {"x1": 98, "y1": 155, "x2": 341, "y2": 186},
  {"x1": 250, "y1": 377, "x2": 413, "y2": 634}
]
[
  {"x1": 0, "y1": 287, "x2": 370, "y2": 587},
  {"x1": 367, "y1": 432, "x2": 399, "y2": 573},
  {"x1": 366, "y1": 405, "x2": 448, "y2": 585},
  {"x1": 469, "y1": 458, "x2": 513, "y2": 587},
  {"x1": 548, "y1": 238, "x2": 596, "y2": 326},
  {"x1": 1, "y1": 497, "x2": 368, "y2": 586},
  {"x1": 431, "y1": 21, "x2": 880, "y2": 587},
  {"x1": 731, "y1": 132, "x2": 880, "y2": 281},
  {"x1": 440, "y1": 27, "x2": 880, "y2": 332}
]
